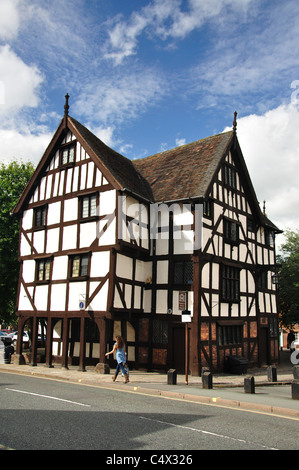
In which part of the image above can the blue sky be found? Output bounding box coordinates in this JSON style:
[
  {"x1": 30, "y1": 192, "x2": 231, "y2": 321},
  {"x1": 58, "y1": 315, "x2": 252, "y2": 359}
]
[{"x1": 1, "y1": 0, "x2": 299, "y2": 242}]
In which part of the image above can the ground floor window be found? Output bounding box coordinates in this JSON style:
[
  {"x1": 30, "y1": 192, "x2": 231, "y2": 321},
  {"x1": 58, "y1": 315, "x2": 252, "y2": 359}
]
[
  {"x1": 153, "y1": 319, "x2": 168, "y2": 344},
  {"x1": 218, "y1": 324, "x2": 243, "y2": 345}
]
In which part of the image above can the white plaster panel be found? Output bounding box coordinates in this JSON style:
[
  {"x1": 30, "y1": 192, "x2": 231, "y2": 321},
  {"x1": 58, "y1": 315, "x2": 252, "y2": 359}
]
[
  {"x1": 35, "y1": 285, "x2": 48, "y2": 311},
  {"x1": 20, "y1": 233, "x2": 32, "y2": 256},
  {"x1": 22, "y1": 260, "x2": 35, "y2": 283},
  {"x1": 95, "y1": 169, "x2": 102, "y2": 187},
  {"x1": 80, "y1": 164, "x2": 87, "y2": 189},
  {"x1": 72, "y1": 166, "x2": 79, "y2": 192},
  {"x1": 46, "y1": 228, "x2": 59, "y2": 253},
  {"x1": 65, "y1": 168, "x2": 73, "y2": 193},
  {"x1": 80, "y1": 221, "x2": 96, "y2": 248},
  {"x1": 134, "y1": 286, "x2": 141, "y2": 309},
  {"x1": 47, "y1": 202, "x2": 61, "y2": 226},
  {"x1": 22, "y1": 209, "x2": 33, "y2": 230},
  {"x1": 62, "y1": 225, "x2": 77, "y2": 251},
  {"x1": 212, "y1": 263, "x2": 219, "y2": 290},
  {"x1": 87, "y1": 161, "x2": 94, "y2": 188},
  {"x1": 157, "y1": 260, "x2": 168, "y2": 284},
  {"x1": 18, "y1": 285, "x2": 34, "y2": 311},
  {"x1": 46, "y1": 174, "x2": 52, "y2": 199},
  {"x1": 156, "y1": 290, "x2": 167, "y2": 314},
  {"x1": 90, "y1": 251, "x2": 110, "y2": 277},
  {"x1": 201, "y1": 263, "x2": 209, "y2": 289},
  {"x1": 33, "y1": 230, "x2": 45, "y2": 253},
  {"x1": 50, "y1": 284, "x2": 66, "y2": 311},
  {"x1": 52, "y1": 256, "x2": 68, "y2": 280},
  {"x1": 89, "y1": 280, "x2": 109, "y2": 311},
  {"x1": 99, "y1": 190, "x2": 116, "y2": 215},
  {"x1": 125, "y1": 285, "x2": 132, "y2": 308},
  {"x1": 68, "y1": 281, "x2": 86, "y2": 311},
  {"x1": 64, "y1": 198, "x2": 78, "y2": 222},
  {"x1": 98, "y1": 218, "x2": 116, "y2": 246},
  {"x1": 135, "y1": 260, "x2": 152, "y2": 282},
  {"x1": 116, "y1": 254, "x2": 132, "y2": 279},
  {"x1": 143, "y1": 290, "x2": 151, "y2": 312}
]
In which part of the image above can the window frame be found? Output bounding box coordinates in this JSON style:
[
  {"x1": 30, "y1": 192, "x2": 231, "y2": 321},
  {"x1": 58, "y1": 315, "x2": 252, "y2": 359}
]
[
  {"x1": 221, "y1": 265, "x2": 240, "y2": 302},
  {"x1": 33, "y1": 205, "x2": 47, "y2": 229},
  {"x1": 174, "y1": 260, "x2": 193, "y2": 286},
  {"x1": 69, "y1": 253, "x2": 90, "y2": 281},
  {"x1": 35, "y1": 257, "x2": 52, "y2": 283},
  {"x1": 60, "y1": 142, "x2": 76, "y2": 167},
  {"x1": 223, "y1": 218, "x2": 240, "y2": 245},
  {"x1": 223, "y1": 164, "x2": 237, "y2": 189},
  {"x1": 79, "y1": 193, "x2": 98, "y2": 221},
  {"x1": 218, "y1": 323, "x2": 243, "y2": 346}
]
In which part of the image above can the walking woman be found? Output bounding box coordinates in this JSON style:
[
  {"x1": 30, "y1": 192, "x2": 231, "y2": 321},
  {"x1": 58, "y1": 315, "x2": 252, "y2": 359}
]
[{"x1": 105, "y1": 335, "x2": 129, "y2": 383}]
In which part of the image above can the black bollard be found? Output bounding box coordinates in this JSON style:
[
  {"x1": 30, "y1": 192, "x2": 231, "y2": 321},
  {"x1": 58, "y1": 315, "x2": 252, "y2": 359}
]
[
  {"x1": 167, "y1": 369, "x2": 177, "y2": 385},
  {"x1": 202, "y1": 371, "x2": 213, "y2": 389},
  {"x1": 291, "y1": 380, "x2": 299, "y2": 400},
  {"x1": 267, "y1": 366, "x2": 277, "y2": 382},
  {"x1": 244, "y1": 376, "x2": 255, "y2": 394}
]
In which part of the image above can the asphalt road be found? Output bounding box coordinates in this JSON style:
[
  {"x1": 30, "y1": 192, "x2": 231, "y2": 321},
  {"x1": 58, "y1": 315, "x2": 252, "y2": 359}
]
[{"x1": 0, "y1": 372, "x2": 299, "y2": 452}]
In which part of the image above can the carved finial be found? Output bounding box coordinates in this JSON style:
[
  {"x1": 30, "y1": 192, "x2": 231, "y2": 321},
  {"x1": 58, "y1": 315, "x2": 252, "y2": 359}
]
[
  {"x1": 64, "y1": 93, "x2": 70, "y2": 116},
  {"x1": 263, "y1": 200, "x2": 266, "y2": 215},
  {"x1": 233, "y1": 111, "x2": 237, "y2": 133}
]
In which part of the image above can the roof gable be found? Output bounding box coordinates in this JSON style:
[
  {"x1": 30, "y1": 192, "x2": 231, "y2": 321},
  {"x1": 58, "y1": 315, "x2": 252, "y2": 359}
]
[{"x1": 13, "y1": 115, "x2": 152, "y2": 214}]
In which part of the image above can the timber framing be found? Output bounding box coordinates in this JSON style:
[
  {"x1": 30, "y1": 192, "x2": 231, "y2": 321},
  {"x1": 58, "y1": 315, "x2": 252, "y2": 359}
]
[{"x1": 12, "y1": 98, "x2": 281, "y2": 374}]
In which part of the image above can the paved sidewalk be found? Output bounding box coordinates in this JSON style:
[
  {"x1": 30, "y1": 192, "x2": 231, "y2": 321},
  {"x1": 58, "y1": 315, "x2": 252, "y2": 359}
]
[{"x1": 1, "y1": 349, "x2": 299, "y2": 419}]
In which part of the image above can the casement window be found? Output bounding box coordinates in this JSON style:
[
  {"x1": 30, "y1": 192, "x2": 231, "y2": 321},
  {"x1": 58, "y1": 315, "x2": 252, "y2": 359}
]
[
  {"x1": 203, "y1": 199, "x2": 212, "y2": 218},
  {"x1": 69, "y1": 253, "x2": 89, "y2": 279},
  {"x1": 265, "y1": 229, "x2": 275, "y2": 247},
  {"x1": 223, "y1": 164, "x2": 237, "y2": 189},
  {"x1": 224, "y1": 219, "x2": 239, "y2": 244},
  {"x1": 34, "y1": 205, "x2": 47, "y2": 228},
  {"x1": 60, "y1": 143, "x2": 76, "y2": 166},
  {"x1": 36, "y1": 258, "x2": 51, "y2": 282},
  {"x1": 81, "y1": 193, "x2": 97, "y2": 219},
  {"x1": 218, "y1": 324, "x2": 243, "y2": 345},
  {"x1": 221, "y1": 265, "x2": 240, "y2": 301},
  {"x1": 247, "y1": 218, "x2": 255, "y2": 233},
  {"x1": 153, "y1": 319, "x2": 168, "y2": 345},
  {"x1": 257, "y1": 271, "x2": 267, "y2": 290},
  {"x1": 174, "y1": 261, "x2": 193, "y2": 285}
]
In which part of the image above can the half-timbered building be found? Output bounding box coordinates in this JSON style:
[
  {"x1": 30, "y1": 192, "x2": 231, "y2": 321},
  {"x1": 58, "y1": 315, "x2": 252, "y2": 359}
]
[{"x1": 12, "y1": 98, "x2": 281, "y2": 374}]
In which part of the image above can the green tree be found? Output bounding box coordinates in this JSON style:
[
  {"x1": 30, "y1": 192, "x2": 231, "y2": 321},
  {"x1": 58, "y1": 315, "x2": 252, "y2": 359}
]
[
  {"x1": 0, "y1": 160, "x2": 35, "y2": 325},
  {"x1": 277, "y1": 229, "x2": 299, "y2": 328}
]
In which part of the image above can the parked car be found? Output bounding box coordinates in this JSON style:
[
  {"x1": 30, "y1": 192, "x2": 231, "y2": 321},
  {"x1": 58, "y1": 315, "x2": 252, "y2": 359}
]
[
  {"x1": 0, "y1": 331, "x2": 8, "y2": 342},
  {"x1": 12, "y1": 331, "x2": 30, "y2": 348}
]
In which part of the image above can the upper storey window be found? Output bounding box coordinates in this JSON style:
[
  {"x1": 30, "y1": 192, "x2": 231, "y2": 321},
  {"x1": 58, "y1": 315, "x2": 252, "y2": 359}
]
[
  {"x1": 34, "y1": 205, "x2": 47, "y2": 228},
  {"x1": 81, "y1": 194, "x2": 97, "y2": 219},
  {"x1": 223, "y1": 164, "x2": 237, "y2": 189},
  {"x1": 60, "y1": 143, "x2": 76, "y2": 166}
]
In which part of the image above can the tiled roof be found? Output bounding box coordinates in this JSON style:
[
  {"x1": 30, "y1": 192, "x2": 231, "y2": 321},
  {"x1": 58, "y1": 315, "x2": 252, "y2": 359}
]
[
  {"x1": 72, "y1": 117, "x2": 234, "y2": 202},
  {"x1": 133, "y1": 131, "x2": 234, "y2": 202}
]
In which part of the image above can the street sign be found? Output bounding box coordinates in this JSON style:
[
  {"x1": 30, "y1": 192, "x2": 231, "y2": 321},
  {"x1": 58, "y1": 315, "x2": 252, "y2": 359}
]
[
  {"x1": 179, "y1": 291, "x2": 186, "y2": 310},
  {"x1": 182, "y1": 311, "x2": 191, "y2": 323},
  {"x1": 79, "y1": 294, "x2": 86, "y2": 310}
]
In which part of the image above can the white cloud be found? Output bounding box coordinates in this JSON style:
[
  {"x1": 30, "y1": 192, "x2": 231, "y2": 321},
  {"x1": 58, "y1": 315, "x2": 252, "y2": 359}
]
[
  {"x1": 176, "y1": 137, "x2": 186, "y2": 147},
  {"x1": 0, "y1": 0, "x2": 20, "y2": 40},
  {"x1": 74, "y1": 67, "x2": 167, "y2": 126},
  {"x1": 235, "y1": 103, "x2": 299, "y2": 234},
  {"x1": 104, "y1": 0, "x2": 256, "y2": 65},
  {"x1": 0, "y1": 127, "x2": 52, "y2": 165},
  {"x1": 0, "y1": 45, "x2": 43, "y2": 116}
]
